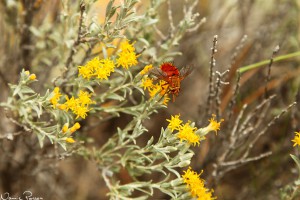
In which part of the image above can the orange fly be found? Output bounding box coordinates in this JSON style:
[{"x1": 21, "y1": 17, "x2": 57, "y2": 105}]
[{"x1": 150, "y1": 62, "x2": 192, "y2": 102}]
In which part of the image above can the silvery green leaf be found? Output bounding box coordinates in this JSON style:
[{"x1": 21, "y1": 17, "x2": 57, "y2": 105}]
[
  {"x1": 32, "y1": 104, "x2": 42, "y2": 118},
  {"x1": 106, "y1": 93, "x2": 125, "y2": 101},
  {"x1": 144, "y1": 17, "x2": 159, "y2": 26},
  {"x1": 58, "y1": 141, "x2": 67, "y2": 151},
  {"x1": 138, "y1": 38, "x2": 150, "y2": 47},
  {"x1": 21, "y1": 85, "x2": 35, "y2": 94},
  {"x1": 295, "y1": 179, "x2": 300, "y2": 186},
  {"x1": 13, "y1": 85, "x2": 21, "y2": 96},
  {"x1": 146, "y1": 136, "x2": 154, "y2": 147},
  {"x1": 36, "y1": 133, "x2": 45, "y2": 148},
  {"x1": 29, "y1": 26, "x2": 42, "y2": 37},
  {"x1": 105, "y1": 43, "x2": 117, "y2": 48},
  {"x1": 291, "y1": 154, "x2": 300, "y2": 177}
]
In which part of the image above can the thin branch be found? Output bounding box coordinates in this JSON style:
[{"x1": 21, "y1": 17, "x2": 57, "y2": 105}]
[
  {"x1": 167, "y1": 0, "x2": 175, "y2": 37},
  {"x1": 227, "y1": 72, "x2": 241, "y2": 121},
  {"x1": 264, "y1": 45, "x2": 280, "y2": 98},
  {"x1": 205, "y1": 35, "x2": 218, "y2": 117},
  {"x1": 65, "y1": 2, "x2": 86, "y2": 68}
]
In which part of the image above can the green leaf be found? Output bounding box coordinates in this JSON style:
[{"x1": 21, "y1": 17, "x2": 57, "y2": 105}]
[
  {"x1": 291, "y1": 154, "x2": 300, "y2": 179},
  {"x1": 13, "y1": 85, "x2": 21, "y2": 96},
  {"x1": 106, "y1": 93, "x2": 125, "y2": 101},
  {"x1": 21, "y1": 86, "x2": 35, "y2": 94}
]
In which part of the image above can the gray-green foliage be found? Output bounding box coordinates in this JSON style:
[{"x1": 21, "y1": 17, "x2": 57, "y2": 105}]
[{"x1": 0, "y1": 0, "x2": 204, "y2": 199}]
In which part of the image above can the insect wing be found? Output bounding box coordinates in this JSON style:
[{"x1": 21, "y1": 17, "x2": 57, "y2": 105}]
[
  {"x1": 148, "y1": 67, "x2": 168, "y2": 80},
  {"x1": 179, "y1": 65, "x2": 193, "y2": 79}
]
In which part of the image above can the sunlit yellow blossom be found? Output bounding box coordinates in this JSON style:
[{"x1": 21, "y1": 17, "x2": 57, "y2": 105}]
[
  {"x1": 200, "y1": 114, "x2": 224, "y2": 135},
  {"x1": 66, "y1": 137, "x2": 75, "y2": 143},
  {"x1": 78, "y1": 65, "x2": 94, "y2": 79},
  {"x1": 64, "y1": 96, "x2": 78, "y2": 111},
  {"x1": 78, "y1": 91, "x2": 95, "y2": 105},
  {"x1": 166, "y1": 114, "x2": 183, "y2": 132},
  {"x1": 73, "y1": 105, "x2": 89, "y2": 119},
  {"x1": 69, "y1": 122, "x2": 81, "y2": 133},
  {"x1": 78, "y1": 57, "x2": 115, "y2": 80},
  {"x1": 117, "y1": 51, "x2": 138, "y2": 69},
  {"x1": 182, "y1": 167, "x2": 216, "y2": 200},
  {"x1": 29, "y1": 74, "x2": 36, "y2": 80},
  {"x1": 50, "y1": 87, "x2": 62, "y2": 108},
  {"x1": 141, "y1": 77, "x2": 154, "y2": 90},
  {"x1": 158, "y1": 80, "x2": 168, "y2": 96},
  {"x1": 86, "y1": 57, "x2": 101, "y2": 70},
  {"x1": 292, "y1": 131, "x2": 300, "y2": 147},
  {"x1": 120, "y1": 40, "x2": 136, "y2": 52},
  {"x1": 162, "y1": 95, "x2": 170, "y2": 106},
  {"x1": 177, "y1": 121, "x2": 200, "y2": 146},
  {"x1": 116, "y1": 40, "x2": 138, "y2": 69},
  {"x1": 62, "y1": 123, "x2": 69, "y2": 133},
  {"x1": 148, "y1": 84, "x2": 161, "y2": 98},
  {"x1": 25, "y1": 71, "x2": 30, "y2": 75},
  {"x1": 57, "y1": 104, "x2": 67, "y2": 110},
  {"x1": 95, "y1": 58, "x2": 115, "y2": 80},
  {"x1": 63, "y1": 90, "x2": 94, "y2": 119},
  {"x1": 140, "y1": 64, "x2": 153, "y2": 75}
]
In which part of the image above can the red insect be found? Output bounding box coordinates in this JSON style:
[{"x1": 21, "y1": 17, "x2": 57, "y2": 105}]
[{"x1": 150, "y1": 62, "x2": 192, "y2": 102}]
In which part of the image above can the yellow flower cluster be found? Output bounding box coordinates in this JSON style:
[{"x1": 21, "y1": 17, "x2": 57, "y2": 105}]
[
  {"x1": 25, "y1": 70, "x2": 37, "y2": 81},
  {"x1": 50, "y1": 88, "x2": 95, "y2": 119},
  {"x1": 62, "y1": 122, "x2": 81, "y2": 134},
  {"x1": 139, "y1": 64, "x2": 153, "y2": 75},
  {"x1": 116, "y1": 40, "x2": 138, "y2": 69},
  {"x1": 166, "y1": 114, "x2": 200, "y2": 146},
  {"x1": 141, "y1": 76, "x2": 170, "y2": 105},
  {"x1": 62, "y1": 122, "x2": 81, "y2": 143},
  {"x1": 50, "y1": 87, "x2": 62, "y2": 108},
  {"x1": 182, "y1": 167, "x2": 216, "y2": 200},
  {"x1": 64, "y1": 90, "x2": 95, "y2": 119},
  {"x1": 292, "y1": 131, "x2": 300, "y2": 147},
  {"x1": 78, "y1": 57, "x2": 115, "y2": 80}
]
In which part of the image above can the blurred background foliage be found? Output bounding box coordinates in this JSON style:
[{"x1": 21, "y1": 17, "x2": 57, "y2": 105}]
[{"x1": 0, "y1": 0, "x2": 300, "y2": 199}]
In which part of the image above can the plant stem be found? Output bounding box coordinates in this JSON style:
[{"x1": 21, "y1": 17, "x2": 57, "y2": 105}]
[{"x1": 238, "y1": 51, "x2": 300, "y2": 73}]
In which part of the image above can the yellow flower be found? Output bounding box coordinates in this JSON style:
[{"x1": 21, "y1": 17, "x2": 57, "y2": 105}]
[
  {"x1": 62, "y1": 122, "x2": 80, "y2": 134},
  {"x1": 69, "y1": 122, "x2": 81, "y2": 133},
  {"x1": 148, "y1": 84, "x2": 161, "y2": 98},
  {"x1": 96, "y1": 58, "x2": 115, "y2": 80},
  {"x1": 200, "y1": 114, "x2": 224, "y2": 135},
  {"x1": 177, "y1": 121, "x2": 200, "y2": 146},
  {"x1": 116, "y1": 40, "x2": 138, "y2": 69},
  {"x1": 66, "y1": 137, "x2": 75, "y2": 143},
  {"x1": 25, "y1": 71, "x2": 30, "y2": 75},
  {"x1": 78, "y1": 91, "x2": 95, "y2": 105},
  {"x1": 57, "y1": 104, "x2": 67, "y2": 110},
  {"x1": 182, "y1": 167, "x2": 216, "y2": 200},
  {"x1": 78, "y1": 57, "x2": 115, "y2": 80},
  {"x1": 158, "y1": 80, "x2": 168, "y2": 96},
  {"x1": 120, "y1": 40, "x2": 136, "y2": 52},
  {"x1": 73, "y1": 105, "x2": 89, "y2": 119},
  {"x1": 78, "y1": 65, "x2": 94, "y2": 80},
  {"x1": 29, "y1": 74, "x2": 36, "y2": 80},
  {"x1": 62, "y1": 123, "x2": 69, "y2": 133},
  {"x1": 63, "y1": 90, "x2": 94, "y2": 119},
  {"x1": 140, "y1": 64, "x2": 153, "y2": 75},
  {"x1": 50, "y1": 87, "x2": 62, "y2": 108},
  {"x1": 162, "y1": 95, "x2": 170, "y2": 106},
  {"x1": 292, "y1": 131, "x2": 300, "y2": 147},
  {"x1": 64, "y1": 96, "x2": 78, "y2": 111},
  {"x1": 141, "y1": 77, "x2": 154, "y2": 90},
  {"x1": 166, "y1": 114, "x2": 183, "y2": 132}
]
